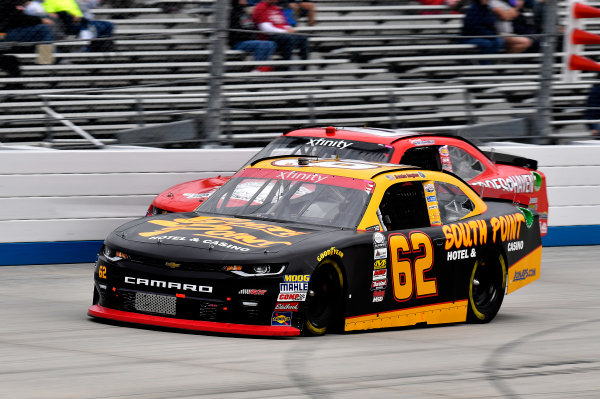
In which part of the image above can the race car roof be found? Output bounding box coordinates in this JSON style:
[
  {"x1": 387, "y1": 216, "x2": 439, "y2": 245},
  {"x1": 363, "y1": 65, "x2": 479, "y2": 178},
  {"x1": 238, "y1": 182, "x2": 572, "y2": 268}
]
[
  {"x1": 284, "y1": 126, "x2": 423, "y2": 145},
  {"x1": 250, "y1": 156, "x2": 419, "y2": 181}
]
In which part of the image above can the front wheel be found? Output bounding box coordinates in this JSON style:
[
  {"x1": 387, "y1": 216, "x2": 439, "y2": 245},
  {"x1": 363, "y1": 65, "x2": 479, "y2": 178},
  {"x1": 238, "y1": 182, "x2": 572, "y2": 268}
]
[
  {"x1": 467, "y1": 251, "x2": 507, "y2": 323},
  {"x1": 303, "y1": 259, "x2": 344, "y2": 336}
]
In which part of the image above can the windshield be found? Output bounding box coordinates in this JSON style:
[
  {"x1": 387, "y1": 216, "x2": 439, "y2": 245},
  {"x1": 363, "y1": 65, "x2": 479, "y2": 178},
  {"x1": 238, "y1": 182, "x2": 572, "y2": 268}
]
[
  {"x1": 249, "y1": 136, "x2": 394, "y2": 164},
  {"x1": 196, "y1": 168, "x2": 374, "y2": 229}
]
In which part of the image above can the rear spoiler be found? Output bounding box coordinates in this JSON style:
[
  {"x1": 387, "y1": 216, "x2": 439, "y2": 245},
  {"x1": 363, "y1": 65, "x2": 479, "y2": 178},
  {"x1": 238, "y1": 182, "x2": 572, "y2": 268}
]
[{"x1": 482, "y1": 151, "x2": 538, "y2": 170}]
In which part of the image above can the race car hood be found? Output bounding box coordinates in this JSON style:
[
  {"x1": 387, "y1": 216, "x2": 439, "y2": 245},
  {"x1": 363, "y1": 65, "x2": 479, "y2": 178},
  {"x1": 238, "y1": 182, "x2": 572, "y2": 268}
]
[
  {"x1": 106, "y1": 212, "x2": 337, "y2": 260},
  {"x1": 152, "y1": 177, "x2": 230, "y2": 213}
]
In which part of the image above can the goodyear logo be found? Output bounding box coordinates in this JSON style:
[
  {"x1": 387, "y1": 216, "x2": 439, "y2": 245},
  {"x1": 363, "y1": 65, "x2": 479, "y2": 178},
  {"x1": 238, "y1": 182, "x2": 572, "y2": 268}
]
[
  {"x1": 271, "y1": 312, "x2": 292, "y2": 326},
  {"x1": 139, "y1": 216, "x2": 305, "y2": 248},
  {"x1": 317, "y1": 247, "x2": 344, "y2": 262}
]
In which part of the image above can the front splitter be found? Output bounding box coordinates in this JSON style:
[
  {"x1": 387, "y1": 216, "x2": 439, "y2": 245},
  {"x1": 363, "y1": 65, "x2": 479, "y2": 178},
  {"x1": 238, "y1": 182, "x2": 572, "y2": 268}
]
[{"x1": 88, "y1": 305, "x2": 301, "y2": 336}]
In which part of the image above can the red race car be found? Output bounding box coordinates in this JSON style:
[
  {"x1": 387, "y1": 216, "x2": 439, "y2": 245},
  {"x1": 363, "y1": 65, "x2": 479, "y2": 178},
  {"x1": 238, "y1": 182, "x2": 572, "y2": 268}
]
[{"x1": 147, "y1": 127, "x2": 548, "y2": 235}]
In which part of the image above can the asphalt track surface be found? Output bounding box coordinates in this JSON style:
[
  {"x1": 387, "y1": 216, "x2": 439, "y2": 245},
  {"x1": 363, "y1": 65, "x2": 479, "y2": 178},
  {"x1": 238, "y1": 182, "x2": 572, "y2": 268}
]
[{"x1": 1, "y1": 246, "x2": 599, "y2": 399}]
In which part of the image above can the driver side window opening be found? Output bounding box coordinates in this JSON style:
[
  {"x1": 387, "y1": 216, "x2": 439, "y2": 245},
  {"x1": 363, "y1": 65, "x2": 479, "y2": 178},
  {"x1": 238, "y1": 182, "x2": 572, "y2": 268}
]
[
  {"x1": 447, "y1": 146, "x2": 485, "y2": 181},
  {"x1": 378, "y1": 181, "x2": 430, "y2": 231},
  {"x1": 434, "y1": 181, "x2": 475, "y2": 224},
  {"x1": 399, "y1": 146, "x2": 442, "y2": 171}
]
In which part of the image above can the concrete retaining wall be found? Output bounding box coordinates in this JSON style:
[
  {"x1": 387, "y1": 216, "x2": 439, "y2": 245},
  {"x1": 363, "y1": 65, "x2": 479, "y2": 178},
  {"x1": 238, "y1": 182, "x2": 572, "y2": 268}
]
[{"x1": 0, "y1": 145, "x2": 597, "y2": 265}]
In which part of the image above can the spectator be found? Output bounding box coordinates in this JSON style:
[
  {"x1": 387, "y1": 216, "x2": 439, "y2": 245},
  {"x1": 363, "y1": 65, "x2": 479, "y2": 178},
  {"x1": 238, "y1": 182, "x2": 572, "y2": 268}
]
[
  {"x1": 488, "y1": 0, "x2": 533, "y2": 53},
  {"x1": 252, "y1": 0, "x2": 309, "y2": 64},
  {"x1": 279, "y1": 0, "x2": 316, "y2": 26},
  {"x1": 461, "y1": 0, "x2": 505, "y2": 55},
  {"x1": 42, "y1": 0, "x2": 114, "y2": 51},
  {"x1": 585, "y1": 80, "x2": 600, "y2": 137},
  {"x1": 461, "y1": 0, "x2": 532, "y2": 55},
  {"x1": 229, "y1": 0, "x2": 277, "y2": 72},
  {"x1": 0, "y1": 0, "x2": 55, "y2": 64},
  {"x1": 417, "y1": 0, "x2": 465, "y2": 14},
  {"x1": 0, "y1": 53, "x2": 22, "y2": 89},
  {"x1": 24, "y1": 0, "x2": 68, "y2": 40},
  {"x1": 0, "y1": 0, "x2": 55, "y2": 43}
]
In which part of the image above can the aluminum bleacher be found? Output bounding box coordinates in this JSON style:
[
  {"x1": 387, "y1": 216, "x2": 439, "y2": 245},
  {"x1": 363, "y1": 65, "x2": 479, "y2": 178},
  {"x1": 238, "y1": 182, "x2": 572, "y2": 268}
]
[{"x1": 0, "y1": 0, "x2": 595, "y2": 145}]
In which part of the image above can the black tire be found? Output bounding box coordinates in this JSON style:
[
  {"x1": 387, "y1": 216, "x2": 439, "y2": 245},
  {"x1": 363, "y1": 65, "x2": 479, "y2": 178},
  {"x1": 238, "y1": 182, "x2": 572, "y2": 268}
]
[
  {"x1": 467, "y1": 250, "x2": 507, "y2": 323},
  {"x1": 303, "y1": 259, "x2": 344, "y2": 336}
]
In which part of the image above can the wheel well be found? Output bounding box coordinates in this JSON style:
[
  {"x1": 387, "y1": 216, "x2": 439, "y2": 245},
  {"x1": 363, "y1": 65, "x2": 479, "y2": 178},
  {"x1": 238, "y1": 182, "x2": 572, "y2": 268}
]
[{"x1": 314, "y1": 257, "x2": 347, "y2": 318}]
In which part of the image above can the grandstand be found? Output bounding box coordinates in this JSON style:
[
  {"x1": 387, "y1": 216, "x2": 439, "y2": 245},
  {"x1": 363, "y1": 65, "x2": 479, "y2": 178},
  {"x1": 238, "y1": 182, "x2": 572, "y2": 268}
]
[{"x1": 0, "y1": 0, "x2": 597, "y2": 147}]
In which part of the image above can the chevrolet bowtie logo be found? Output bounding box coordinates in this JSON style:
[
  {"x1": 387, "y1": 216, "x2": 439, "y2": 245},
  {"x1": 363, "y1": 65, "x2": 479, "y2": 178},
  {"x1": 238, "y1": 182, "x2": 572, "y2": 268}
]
[{"x1": 165, "y1": 262, "x2": 181, "y2": 269}]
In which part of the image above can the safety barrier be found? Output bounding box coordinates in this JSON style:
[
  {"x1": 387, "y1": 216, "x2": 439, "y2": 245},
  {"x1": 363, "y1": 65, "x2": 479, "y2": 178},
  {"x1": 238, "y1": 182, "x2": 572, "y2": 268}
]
[{"x1": 0, "y1": 144, "x2": 598, "y2": 265}]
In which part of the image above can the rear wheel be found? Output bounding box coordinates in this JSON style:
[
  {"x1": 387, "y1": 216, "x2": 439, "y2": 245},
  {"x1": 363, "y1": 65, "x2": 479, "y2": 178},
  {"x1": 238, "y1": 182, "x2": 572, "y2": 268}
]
[
  {"x1": 303, "y1": 259, "x2": 344, "y2": 336},
  {"x1": 467, "y1": 251, "x2": 507, "y2": 323}
]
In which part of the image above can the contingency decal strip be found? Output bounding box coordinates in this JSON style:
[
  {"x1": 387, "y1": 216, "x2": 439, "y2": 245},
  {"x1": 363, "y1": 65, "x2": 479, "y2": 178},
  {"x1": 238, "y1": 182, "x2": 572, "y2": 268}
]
[
  {"x1": 506, "y1": 245, "x2": 542, "y2": 294},
  {"x1": 344, "y1": 300, "x2": 468, "y2": 332}
]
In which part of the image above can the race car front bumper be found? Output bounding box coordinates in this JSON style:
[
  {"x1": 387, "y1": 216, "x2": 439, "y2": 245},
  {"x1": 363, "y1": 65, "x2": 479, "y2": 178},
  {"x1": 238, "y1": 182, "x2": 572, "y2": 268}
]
[{"x1": 88, "y1": 305, "x2": 301, "y2": 336}]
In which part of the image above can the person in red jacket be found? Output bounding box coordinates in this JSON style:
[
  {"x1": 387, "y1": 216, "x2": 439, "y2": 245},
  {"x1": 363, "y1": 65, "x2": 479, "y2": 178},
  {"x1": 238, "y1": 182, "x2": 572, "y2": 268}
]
[
  {"x1": 252, "y1": 0, "x2": 308, "y2": 64},
  {"x1": 417, "y1": 0, "x2": 465, "y2": 14}
]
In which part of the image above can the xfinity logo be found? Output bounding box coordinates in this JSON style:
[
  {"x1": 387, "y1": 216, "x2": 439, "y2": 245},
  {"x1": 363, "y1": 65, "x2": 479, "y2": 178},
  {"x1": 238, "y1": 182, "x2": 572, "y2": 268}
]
[
  {"x1": 124, "y1": 276, "x2": 213, "y2": 293},
  {"x1": 278, "y1": 170, "x2": 328, "y2": 183},
  {"x1": 308, "y1": 138, "x2": 353, "y2": 149}
]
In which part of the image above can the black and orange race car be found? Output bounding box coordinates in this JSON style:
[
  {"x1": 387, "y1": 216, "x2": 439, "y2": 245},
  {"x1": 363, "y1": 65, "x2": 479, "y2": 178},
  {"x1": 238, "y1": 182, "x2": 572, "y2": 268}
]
[
  {"x1": 90, "y1": 157, "x2": 542, "y2": 336},
  {"x1": 147, "y1": 127, "x2": 548, "y2": 235}
]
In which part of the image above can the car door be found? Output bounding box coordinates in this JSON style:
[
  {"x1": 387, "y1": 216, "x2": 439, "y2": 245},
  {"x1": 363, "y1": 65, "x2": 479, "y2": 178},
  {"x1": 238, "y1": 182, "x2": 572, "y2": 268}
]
[{"x1": 345, "y1": 175, "x2": 487, "y2": 331}]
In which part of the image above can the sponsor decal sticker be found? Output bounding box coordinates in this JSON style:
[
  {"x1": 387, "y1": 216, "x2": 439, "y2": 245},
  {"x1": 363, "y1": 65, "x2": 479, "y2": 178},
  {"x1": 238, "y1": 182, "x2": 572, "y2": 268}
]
[
  {"x1": 373, "y1": 259, "x2": 387, "y2": 270},
  {"x1": 238, "y1": 289, "x2": 267, "y2": 295},
  {"x1": 371, "y1": 279, "x2": 387, "y2": 291},
  {"x1": 386, "y1": 172, "x2": 426, "y2": 180},
  {"x1": 513, "y1": 268, "x2": 536, "y2": 282},
  {"x1": 317, "y1": 247, "x2": 344, "y2": 262},
  {"x1": 271, "y1": 312, "x2": 292, "y2": 326},
  {"x1": 277, "y1": 170, "x2": 329, "y2": 184},
  {"x1": 471, "y1": 174, "x2": 535, "y2": 194},
  {"x1": 425, "y1": 183, "x2": 435, "y2": 193},
  {"x1": 374, "y1": 248, "x2": 387, "y2": 260},
  {"x1": 183, "y1": 191, "x2": 215, "y2": 199},
  {"x1": 275, "y1": 302, "x2": 300, "y2": 312},
  {"x1": 284, "y1": 275, "x2": 310, "y2": 282},
  {"x1": 278, "y1": 292, "x2": 307, "y2": 302},
  {"x1": 280, "y1": 282, "x2": 309, "y2": 292},
  {"x1": 372, "y1": 269, "x2": 387, "y2": 280},
  {"x1": 272, "y1": 159, "x2": 379, "y2": 170},
  {"x1": 139, "y1": 216, "x2": 306, "y2": 249},
  {"x1": 307, "y1": 137, "x2": 353, "y2": 149},
  {"x1": 373, "y1": 232, "x2": 386, "y2": 245},
  {"x1": 410, "y1": 139, "x2": 435, "y2": 146},
  {"x1": 426, "y1": 195, "x2": 437, "y2": 203},
  {"x1": 442, "y1": 212, "x2": 526, "y2": 250},
  {"x1": 507, "y1": 240, "x2": 524, "y2": 252},
  {"x1": 372, "y1": 290, "x2": 385, "y2": 303},
  {"x1": 447, "y1": 248, "x2": 476, "y2": 261}
]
